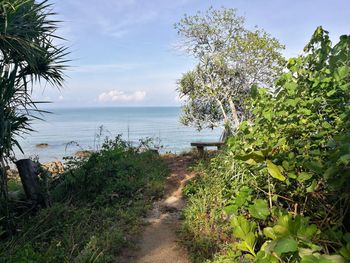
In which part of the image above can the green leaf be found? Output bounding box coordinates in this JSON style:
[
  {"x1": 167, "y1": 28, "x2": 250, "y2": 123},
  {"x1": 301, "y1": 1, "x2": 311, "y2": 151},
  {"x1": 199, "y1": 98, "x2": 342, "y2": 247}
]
[
  {"x1": 339, "y1": 242, "x2": 350, "y2": 260},
  {"x1": 285, "y1": 82, "x2": 298, "y2": 95},
  {"x1": 340, "y1": 83, "x2": 350, "y2": 91},
  {"x1": 334, "y1": 66, "x2": 350, "y2": 81},
  {"x1": 235, "y1": 187, "x2": 251, "y2": 206},
  {"x1": 306, "y1": 180, "x2": 317, "y2": 192},
  {"x1": 299, "y1": 248, "x2": 316, "y2": 258},
  {"x1": 338, "y1": 154, "x2": 350, "y2": 165},
  {"x1": 273, "y1": 238, "x2": 298, "y2": 256},
  {"x1": 263, "y1": 227, "x2": 277, "y2": 240},
  {"x1": 236, "y1": 151, "x2": 265, "y2": 164},
  {"x1": 248, "y1": 199, "x2": 270, "y2": 220},
  {"x1": 231, "y1": 216, "x2": 256, "y2": 240},
  {"x1": 286, "y1": 98, "x2": 298, "y2": 107},
  {"x1": 298, "y1": 172, "x2": 313, "y2": 183},
  {"x1": 288, "y1": 172, "x2": 297, "y2": 179},
  {"x1": 300, "y1": 255, "x2": 320, "y2": 263},
  {"x1": 319, "y1": 255, "x2": 345, "y2": 263},
  {"x1": 223, "y1": 205, "x2": 238, "y2": 215},
  {"x1": 245, "y1": 158, "x2": 258, "y2": 165},
  {"x1": 244, "y1": 232, "x2": 257, "y2": 251},
  {"x1": 322, "y1": 122, "x2": 332, "y2": 129},
  {"x1": 282, "y1": 160, "x2": 290, "y2": 170},
  {"x1": 326, "y1": 89, "x2": 337, "y2": 97},
  {"x1": 297, "y1": 224, "x2": 319, "y2": 240},
  {"x1": 299, "y1": 108, "x2": 312, "y2": 115},
  {"x1": 266, "y1": 160, "x2": 286, "y2": 181},
  {"x1": 263, "y1": 110, "x2": 273, "y2": 121},
  {"x1": 255, "y1": 251, "x2": 279, "y2": 263}
]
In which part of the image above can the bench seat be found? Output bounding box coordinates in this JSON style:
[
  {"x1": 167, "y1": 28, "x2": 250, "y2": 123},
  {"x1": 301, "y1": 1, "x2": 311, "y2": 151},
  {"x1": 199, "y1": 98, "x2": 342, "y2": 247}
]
[{"x1": 190, "y1": 142, "x2": 225, "y2": 155}]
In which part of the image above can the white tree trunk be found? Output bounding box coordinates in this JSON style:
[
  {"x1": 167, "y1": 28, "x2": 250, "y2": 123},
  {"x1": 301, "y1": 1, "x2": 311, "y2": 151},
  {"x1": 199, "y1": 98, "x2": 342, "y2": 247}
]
[{"x1": 228, "y1": 97, "x2": 240, "y2": 128}]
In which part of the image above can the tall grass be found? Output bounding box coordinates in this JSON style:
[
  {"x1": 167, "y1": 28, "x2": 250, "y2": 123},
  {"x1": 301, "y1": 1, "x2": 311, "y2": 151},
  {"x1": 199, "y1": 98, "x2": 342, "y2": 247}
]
[{"x1": 0, "y1": 136, "x2": 168, "y2": 262}]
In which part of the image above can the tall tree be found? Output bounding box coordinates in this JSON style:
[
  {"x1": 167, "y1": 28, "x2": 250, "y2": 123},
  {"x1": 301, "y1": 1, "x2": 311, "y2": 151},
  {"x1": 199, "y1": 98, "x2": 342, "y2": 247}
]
[
  {"x1": 0, "y1": 0, "x2": 68, "y2": 233},
  {"x1": 175, "y1": 7, "x2": 285, "y2": 137}
]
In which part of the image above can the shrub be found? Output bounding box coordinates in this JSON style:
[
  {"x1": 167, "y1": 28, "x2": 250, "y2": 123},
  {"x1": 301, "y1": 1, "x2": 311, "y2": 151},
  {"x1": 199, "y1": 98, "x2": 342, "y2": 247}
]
[
  {"x1": 181, "y1": 27, "x2": 350, "y2": 262},
  {"x1": 0, "y1": 136, "x2": 168, "y2": 262}
]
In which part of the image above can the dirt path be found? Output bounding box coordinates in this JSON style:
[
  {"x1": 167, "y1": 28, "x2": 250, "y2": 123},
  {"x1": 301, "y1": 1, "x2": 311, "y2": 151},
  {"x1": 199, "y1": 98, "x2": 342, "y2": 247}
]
[{"x1": 122, "y1": 155, "x2": 194, "y2": 263}]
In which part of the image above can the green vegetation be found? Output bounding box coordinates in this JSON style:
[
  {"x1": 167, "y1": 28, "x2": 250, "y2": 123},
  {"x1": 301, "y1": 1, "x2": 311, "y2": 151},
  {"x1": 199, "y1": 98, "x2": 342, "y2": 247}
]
[
  {"x1": 0, "y1": 0, "x2": 68, "y2": 232},
  {"x1": 1, "y1": 3, "x2": 349, "y2": 263},
  {"x1": 181, "y1": 27, "x2": 350, "y2": 262},
  {"x1": 0, "y1": 137, "x2": 168, "y2": 262},
  {"x1": 175, "y1": 7, "x2": 284, "y2": 136}
]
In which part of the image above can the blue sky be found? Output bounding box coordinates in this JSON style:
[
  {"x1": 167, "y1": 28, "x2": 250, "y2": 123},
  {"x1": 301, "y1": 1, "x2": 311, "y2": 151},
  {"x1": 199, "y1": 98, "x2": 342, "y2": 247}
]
[{"x1": 35, "y1": 0, "x2": 350, "y2": 107}]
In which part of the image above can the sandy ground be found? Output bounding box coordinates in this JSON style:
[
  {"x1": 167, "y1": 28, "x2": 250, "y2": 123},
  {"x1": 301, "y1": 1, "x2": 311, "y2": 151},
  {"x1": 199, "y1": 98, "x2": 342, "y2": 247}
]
[{"x1": 121, "y1": 155, "x2": 195, "y2": 263}]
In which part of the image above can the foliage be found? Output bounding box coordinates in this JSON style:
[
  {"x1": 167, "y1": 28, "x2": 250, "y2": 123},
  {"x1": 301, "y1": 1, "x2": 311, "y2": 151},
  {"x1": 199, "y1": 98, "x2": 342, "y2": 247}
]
[
  {"x1": 175, "y1": 7, "x2": 284, "y2": 134},
  {"x1": 0, "y1": 0, "x2": 68, "y2": 232},
  {"x1": 181, "y1": 27, "x2": 350, "y2": 262},
  {"x1": 0, "y1": 137, "x2": 168, "y2": 262},
  {"x1": 0, "y1": 0, "x2": 68, "y2": 161}
]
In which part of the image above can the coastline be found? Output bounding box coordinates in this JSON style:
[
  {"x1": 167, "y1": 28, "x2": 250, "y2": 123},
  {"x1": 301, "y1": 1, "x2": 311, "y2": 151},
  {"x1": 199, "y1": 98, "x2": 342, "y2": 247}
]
[{"x1": 14, "y1": 107, "x2": 221, "y2": 163}]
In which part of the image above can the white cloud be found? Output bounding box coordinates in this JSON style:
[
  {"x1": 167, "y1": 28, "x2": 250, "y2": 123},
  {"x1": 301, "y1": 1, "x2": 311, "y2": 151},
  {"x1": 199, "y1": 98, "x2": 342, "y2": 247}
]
[
  {"x1": 98, "y1": 90, "x2": 146, "y2": 103},
  {"x1": 58, "y1": 95, "x2": 64, "y2": 101}
]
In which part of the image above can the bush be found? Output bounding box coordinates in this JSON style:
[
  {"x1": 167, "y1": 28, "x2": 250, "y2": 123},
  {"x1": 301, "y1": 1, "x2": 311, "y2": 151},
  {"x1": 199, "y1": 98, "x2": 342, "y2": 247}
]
[
  {"x1": 0, "y1": 136, "x2": 168, "y2": 262},
  {"x1": 181, "y1": 27, "x2": 350, "y2": 262}
]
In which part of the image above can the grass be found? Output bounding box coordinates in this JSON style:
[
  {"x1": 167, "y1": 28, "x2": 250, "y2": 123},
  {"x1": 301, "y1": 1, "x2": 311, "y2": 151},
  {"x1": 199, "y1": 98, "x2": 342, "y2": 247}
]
[
  {"x1": 7, "y1": 177, "x2": 22, "y2": 193},
  {"x1": 179, "y1": 153, "x2": 243, "y2": 263},
  {"x1": 0, "y1": 137, "x2": 169, "y2": 263}
]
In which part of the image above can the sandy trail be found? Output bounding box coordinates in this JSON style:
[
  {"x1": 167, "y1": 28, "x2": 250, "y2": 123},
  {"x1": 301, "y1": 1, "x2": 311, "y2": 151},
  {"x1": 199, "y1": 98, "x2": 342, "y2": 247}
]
[{"x1": 122, "y1": 155, "x2": 194, "y2": 263}]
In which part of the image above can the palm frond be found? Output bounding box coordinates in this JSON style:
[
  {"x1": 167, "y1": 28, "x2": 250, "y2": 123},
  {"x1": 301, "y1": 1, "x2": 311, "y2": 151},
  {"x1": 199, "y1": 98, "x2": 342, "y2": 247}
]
[{"x1": 0, "y1": 0, "x2": 69, "y2": 159}]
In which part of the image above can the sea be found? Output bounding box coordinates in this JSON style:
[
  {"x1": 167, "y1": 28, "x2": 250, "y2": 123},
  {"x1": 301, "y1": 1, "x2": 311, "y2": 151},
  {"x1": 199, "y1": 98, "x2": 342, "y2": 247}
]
[{"x1": 15, "y1": 107, "x2": 222, "y2": 163}]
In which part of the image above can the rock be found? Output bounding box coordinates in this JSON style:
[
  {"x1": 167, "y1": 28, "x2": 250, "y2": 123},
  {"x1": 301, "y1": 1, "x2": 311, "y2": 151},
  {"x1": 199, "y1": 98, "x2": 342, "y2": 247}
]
[
  {"x1": 7, "y1": 169, "x2": 19, "y2": 178},
  {"x1": 36, "y1": 143, "x2": 49, "y2": 148},
  {"x1": 42, "y1": 161, "x2": 64, "y2": 176},
  {"x1": 74, "y1": 150, "x2": 92, "y2": 158}
]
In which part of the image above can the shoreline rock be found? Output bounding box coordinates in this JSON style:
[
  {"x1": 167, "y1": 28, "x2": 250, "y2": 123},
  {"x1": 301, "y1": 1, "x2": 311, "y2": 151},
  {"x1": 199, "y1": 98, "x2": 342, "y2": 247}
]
[
  {"x1": 74, "y1": 150, "x2": 93, "y2": 158},
  {"x1": 36, "y1": 143, "x2": 49, "y2": 148},
  {"x1": 42, "y1": 161, "x2": 64, "y2": 176}
]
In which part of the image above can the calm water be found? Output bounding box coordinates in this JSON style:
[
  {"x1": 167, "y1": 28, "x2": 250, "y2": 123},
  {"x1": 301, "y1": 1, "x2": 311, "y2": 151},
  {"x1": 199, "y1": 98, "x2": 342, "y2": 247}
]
[{"x1": 16, "y1": 107, "x2": 222, "y2": 162}]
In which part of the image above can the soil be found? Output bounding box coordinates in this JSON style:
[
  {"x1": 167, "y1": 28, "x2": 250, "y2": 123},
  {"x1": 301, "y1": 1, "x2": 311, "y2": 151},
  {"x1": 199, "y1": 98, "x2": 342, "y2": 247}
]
[{"x1": 121, "y1": 155, "x2": 195, "y2": 263}]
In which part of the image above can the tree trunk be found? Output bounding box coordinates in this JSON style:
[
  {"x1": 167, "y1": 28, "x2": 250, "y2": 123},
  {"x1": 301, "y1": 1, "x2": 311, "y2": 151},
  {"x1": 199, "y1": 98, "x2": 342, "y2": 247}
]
[
  {"x1": 220, "y1": 121, "x2": 232, "y2": 142},
  {"x1": 15, "y1": 159, "x2": 50, "y2": 209},
  {"x1": 216, "y1": 98, "x2": 228, "y2": 121},
  {"x1": 228, "y1": 97, "x2": 240, "y2": 128}
]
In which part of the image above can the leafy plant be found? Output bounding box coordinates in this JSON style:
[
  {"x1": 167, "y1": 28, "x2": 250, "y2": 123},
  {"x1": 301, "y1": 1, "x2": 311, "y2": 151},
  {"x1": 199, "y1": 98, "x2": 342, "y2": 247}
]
[
  {"x1": 0, "y1": 0, "x2": 68, "y2": 234},
  {"x1": 181, "y1": 27, "x2": 350, "y2": 263}
]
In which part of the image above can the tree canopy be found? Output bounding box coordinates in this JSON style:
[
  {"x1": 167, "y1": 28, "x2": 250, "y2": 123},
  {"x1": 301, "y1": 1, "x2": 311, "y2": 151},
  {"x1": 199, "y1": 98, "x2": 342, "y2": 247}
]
[{"x1": 175, "y1": 7, "x2": 285, "y2": 135}]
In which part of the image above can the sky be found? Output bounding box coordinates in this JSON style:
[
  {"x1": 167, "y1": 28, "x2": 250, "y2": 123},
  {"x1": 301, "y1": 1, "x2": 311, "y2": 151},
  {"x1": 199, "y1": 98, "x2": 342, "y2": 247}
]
[{"x1": 35, "y1": 0, "x2": 350, "y2": 108}]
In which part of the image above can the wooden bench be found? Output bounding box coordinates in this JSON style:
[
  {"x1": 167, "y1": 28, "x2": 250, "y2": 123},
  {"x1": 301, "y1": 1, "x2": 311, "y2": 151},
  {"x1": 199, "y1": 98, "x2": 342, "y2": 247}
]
[{"x1": 191, "y1": 142, "x2": 225, "y2": 156}]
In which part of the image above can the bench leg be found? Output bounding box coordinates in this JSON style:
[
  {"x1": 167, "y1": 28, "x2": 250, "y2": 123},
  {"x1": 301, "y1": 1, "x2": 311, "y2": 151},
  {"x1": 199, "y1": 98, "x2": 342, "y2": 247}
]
[{"x1": 197, "y1": 146, "x2": 204, "y2": 157}]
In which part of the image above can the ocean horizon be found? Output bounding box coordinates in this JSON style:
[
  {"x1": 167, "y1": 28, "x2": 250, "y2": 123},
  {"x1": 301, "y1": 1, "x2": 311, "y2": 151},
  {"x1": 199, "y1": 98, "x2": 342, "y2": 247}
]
[{"x1": 15, "y1": 106, "x2": 222, "y2": 163}]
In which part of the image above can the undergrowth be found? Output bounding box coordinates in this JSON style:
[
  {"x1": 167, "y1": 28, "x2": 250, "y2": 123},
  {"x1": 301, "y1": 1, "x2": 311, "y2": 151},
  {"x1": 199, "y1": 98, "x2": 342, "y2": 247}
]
[
  {"x1": 0, "y1": 136, "x2": 168, "y2": 262},
  {"x1": 181, "y1": 28, "x2": 350, "y2": 262}
]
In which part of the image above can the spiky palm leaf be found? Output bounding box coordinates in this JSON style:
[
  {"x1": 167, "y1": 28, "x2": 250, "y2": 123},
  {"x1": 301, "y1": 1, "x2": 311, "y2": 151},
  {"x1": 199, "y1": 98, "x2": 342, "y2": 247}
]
[
  {"x1": 0, "y1": 0, "x2": 68, "y2": 159},
  {"x1": 0, "y1": 0, "x2": 69, "y2": 230}
]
